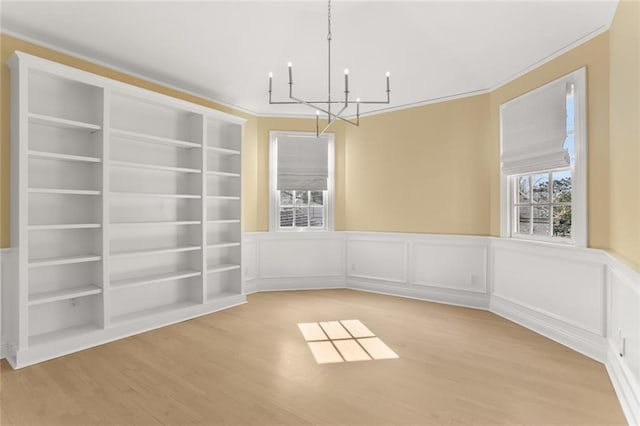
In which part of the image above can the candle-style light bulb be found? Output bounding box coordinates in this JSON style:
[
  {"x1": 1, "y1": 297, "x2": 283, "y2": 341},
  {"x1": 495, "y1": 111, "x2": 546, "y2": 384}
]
[
  {"x1": 288, "y1": 62, "x2": 293, "y2": 84},
  {"x1": 386, "y1": 71, "x2": 390, "y2": 92},
  {"x1": 356, "y1": 97, "x2": 361, "y2": 103},
  {"x1": 344, "y1": 68, "x2": 349, "y2": 93},
  {"x1": 268, "y1": 72, "x2": 273, "y2": 93},
  {"x1": 316, "y1": 110, "x2": 320, "y2": 116}
]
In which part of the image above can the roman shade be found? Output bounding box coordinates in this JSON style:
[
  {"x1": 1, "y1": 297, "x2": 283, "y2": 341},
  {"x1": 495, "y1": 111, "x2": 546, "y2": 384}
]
[
  {"x1": 277, "y1": 136, "x2": 328, "y2": 190},
  {"x1": 501, "y1": 79, "x2": 569, "y2": 175}
]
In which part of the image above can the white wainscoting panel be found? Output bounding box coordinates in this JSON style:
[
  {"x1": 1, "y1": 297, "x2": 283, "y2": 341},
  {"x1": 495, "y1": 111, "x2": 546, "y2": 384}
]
[
  {"x1": 491, "y1": 239, "x2": 607, "y2": 361},
  {"x1": 347, "y1": 234, "x2": 407, "y2": 283},
  {"x1": 606, "y1": 255, "x2": 640, "y2": 425},
  {"x1": 411, "y1": 240, "x2": 487, "y2": 293},
  {"x1": 244, "y1": 232, "x2": 345, "y2": 292}
]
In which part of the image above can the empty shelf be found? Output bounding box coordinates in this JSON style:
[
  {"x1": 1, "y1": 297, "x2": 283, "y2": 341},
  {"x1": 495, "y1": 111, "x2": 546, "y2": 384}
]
[
  {"x1": 28, "y1": 285, "x2": 102, "y2": 306},
  {"x1": 110, "y1": 160, "x2": 201, "y2": 174},
  {"x1": 29, "y1": 223, "x2": 101, "y2": 231},
  {"x1": 111, "y1": 246, "x2": 201, "y2": 259},
  {"x1": 207, "y1": 263, "x2": 240, "y2": 274},
  {"x1": 207, "y1": 291, "x2": 242, "y2": 301},
  {"x1": 29, "y1": 188, "x2": 101, "y2": 196},
  {"x1": 29, "y1": 150, "x2": 101, "y2": 163},
  {"x1": 110, "y1": 191, "x2": 200, "y2": 199},
  {"x1": 207, "y1": 219, "x2": 241, "y2": 224},
  {"x1": 29, "y1": 254, "x2": 102, "y2": 268},
  {"x1": 207, "y1": 242, "x2": 241, "y2": 249},
  {"x1": 207, "y1": 170, "x2": 240, "y2": 177},
  {"x1": 111, "y1": 301, "x2": 199, "y2": 326},
  {"x1": 111, "y1": 128, "x2": 201, "y2": 149},
  {"x1": 207, "y1": 146, "x2": 240, "y2": 155},
  {"x1": 30, "y1": 324, "x2": 102, "y2": 347},
  {"x1": 207, "y1": 195, "x2": 240, "y2": 200},
  {"x1": 29, "y1": 113, "x2": 101, "y2": 132},
  {"x1": 110, "y1": 221, "x2": 200, "y2": 227},
  {"x1": 110, "y1": 270, "x2": 202, "y2": 291}
]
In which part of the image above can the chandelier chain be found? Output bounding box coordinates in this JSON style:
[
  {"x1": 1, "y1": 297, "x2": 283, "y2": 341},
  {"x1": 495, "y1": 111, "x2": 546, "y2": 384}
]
[{"x1": 327, "y1": 0, "x2": 332, "y2": 41}]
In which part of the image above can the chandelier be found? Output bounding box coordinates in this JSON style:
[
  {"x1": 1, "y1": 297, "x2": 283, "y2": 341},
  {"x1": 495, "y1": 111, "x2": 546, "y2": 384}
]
[{"x1": 268, "y1": 0, "x2": 391, "y2": 136}]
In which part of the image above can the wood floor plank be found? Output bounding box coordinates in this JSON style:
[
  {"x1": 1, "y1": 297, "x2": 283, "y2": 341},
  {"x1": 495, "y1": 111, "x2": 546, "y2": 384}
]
[{"x1": 0, "y1": 289, "x2": 626, "y2": 425}]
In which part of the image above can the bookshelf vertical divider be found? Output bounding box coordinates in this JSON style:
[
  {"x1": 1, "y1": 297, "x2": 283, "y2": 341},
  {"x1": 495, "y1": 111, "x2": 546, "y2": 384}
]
[{"x1": 5, "y1": 51, "x2": 246, "y2": 369}]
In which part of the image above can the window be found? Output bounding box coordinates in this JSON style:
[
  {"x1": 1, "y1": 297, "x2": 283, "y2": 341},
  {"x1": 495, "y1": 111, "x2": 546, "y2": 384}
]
[
  {"x1": 269, "y1": 131, "x2": 335, "y2": 231},
  {"x1": 500, "y1": 68, "x2": 586, "y2": 246}
]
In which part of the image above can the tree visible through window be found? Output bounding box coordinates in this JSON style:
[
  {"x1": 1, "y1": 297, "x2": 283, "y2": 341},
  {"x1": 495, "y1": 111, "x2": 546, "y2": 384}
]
[{"x1": 511, "y1": 83, "x2": 575, "y2": 241}]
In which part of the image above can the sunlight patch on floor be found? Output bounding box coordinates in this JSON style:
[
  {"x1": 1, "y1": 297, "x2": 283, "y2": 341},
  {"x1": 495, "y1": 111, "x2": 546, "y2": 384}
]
[{"x1": 297, "y1": 320, "x2": 399, "y2": 364}]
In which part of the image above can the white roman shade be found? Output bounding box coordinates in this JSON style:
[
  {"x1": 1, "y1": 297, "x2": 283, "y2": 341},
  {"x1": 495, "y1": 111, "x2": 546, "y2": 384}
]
[
  {"x1": 277, "y1": 136, "x2": 328, "y2": 190},
  {"x1": 501, "y1": 79, "x2": 570, "y2": 174}
]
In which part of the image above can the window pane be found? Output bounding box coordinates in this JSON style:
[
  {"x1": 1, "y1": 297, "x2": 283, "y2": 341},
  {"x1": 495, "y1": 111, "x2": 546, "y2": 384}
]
[
  {"x1": 552, "y1": 171, "x2": 572, "y2": 203},
  {"x1": 280, "y1": 208, "x2": 293, "y2": 227},
  {"x1": 553, "y1": 205, "x2": 572, "y2": 238},
  {"x1": 518, "y1": 176, "x2": 530, "y2": 203},
  {"x1": 533, "y1": 206, "x2": 551, "y2": 236},
  {"x1": 280, "y1": 191, "x2": 293, "y2": 206},
  {"x1": 295, "y1": 207, "x2": 309, "y2": 227},
  {"x1": 532, "y1": 174, "x2": 549, "y2": 203},
  {"x1": 295, "y1": 191, "x2": 309, "y2": 206},
  {"x1": 310, "y1": 191, "x2": 324, "y2": 206},
  {"x1": 515, "y1": 206, "x2": 531, "y2": 234},
  {"x1": 310, "y1": 207, "x2": 324, "y2": 227}
]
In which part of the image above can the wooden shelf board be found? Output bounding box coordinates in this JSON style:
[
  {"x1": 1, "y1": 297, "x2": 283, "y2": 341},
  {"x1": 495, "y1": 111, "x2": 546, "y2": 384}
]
[
  {"x1": 28, "y1": 150, "x2": 101, "y2": 163},
  {"x1": 207, "y1": 170, "x2": 240, "y2": 177},
  {"x1": 110, "y1": 160, "x2": 201, "y2": 174},
  {"x1": 29, "y1": 188, "x2": 101, "y2": 196},
  {"x1": 207, "y1": 242, "x2": 241, "y2": 249},
  {"x1": 111, "y1": 246, "x2": 201, "y2": 259},
  {"x1": 110, "y1": 270, "x2": 201, "y2": 291},
  {"x1": 111, "y1": 128, "x2": 201, "y2": 149},
  {"x1": 29, "y1": 324, "x2": 102, "y2": 347},
  {"x1": 29, "y1": 113, "x2": 101, "y2": 132},
  {"x1": 28, "y1": 285, "x2": 102, "y2": 306},
  {"x1": 207, "y1": 263, "x2": 241, "y2": 274},
  {"x1": 111, "y1": 301, "x2": 199, "y2": 326},
  {"x1": 110, "y1": 191, "x2": 200, "y2": 199},
  {"x1": 29, "y1": 254, "x2": 102, "y2": 268},
  {"x1": 207, "y1": 146, "x2": 240, "y2": 155}
]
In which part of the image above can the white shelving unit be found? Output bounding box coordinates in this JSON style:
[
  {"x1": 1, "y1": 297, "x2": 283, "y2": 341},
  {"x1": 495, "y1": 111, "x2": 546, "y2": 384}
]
[{"x1": 6, "y1": 51, "x2": 246, "y2": 369}]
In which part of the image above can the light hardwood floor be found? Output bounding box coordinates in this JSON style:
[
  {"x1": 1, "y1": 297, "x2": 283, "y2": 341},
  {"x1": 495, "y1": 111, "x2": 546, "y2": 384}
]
[{"x1": 0, "y1": 290, "x2": 626, "y2": 425}]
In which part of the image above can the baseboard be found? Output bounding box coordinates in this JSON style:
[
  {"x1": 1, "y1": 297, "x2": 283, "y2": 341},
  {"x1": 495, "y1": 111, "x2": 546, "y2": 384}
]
[
  {"x1": 251, "y1": 276, "x2": 346, "y2": 292},
  {"x1": 606, "y1": 341, "x2": 640, "y2": 426},
  {"x1": 0, "y1": 341, "x2": 8, "y2": 360},
  {"x1": 491, "y1": 294, "x2": 607, "y2": 362},
  {"x1": 347, "y1": 278, "x2": 490, "y2": 310}
]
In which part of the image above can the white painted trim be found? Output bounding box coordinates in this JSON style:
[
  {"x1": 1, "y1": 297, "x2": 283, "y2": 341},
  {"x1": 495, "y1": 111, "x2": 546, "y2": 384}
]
[
  {"x1": 268, "y1": 131, "x2": 335, "y2": 232},
  {"x1": 499, "y1": 67, "x2": 588, "y2": 247},
  {"x1": 490, "y1": 294, "x2": 608, "y2": 362},
  {"x1": 606, "y1": 341, "x2": 640, "y2": 426}
]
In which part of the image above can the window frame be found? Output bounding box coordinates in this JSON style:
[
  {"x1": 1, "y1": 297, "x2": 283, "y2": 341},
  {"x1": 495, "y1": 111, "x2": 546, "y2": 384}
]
[
  {"x1": 500, "y1": 67, "x2": 587, "y2": 247},
  {"x1": 269, "y1": 130, "x2": 335, "y2": 232}
]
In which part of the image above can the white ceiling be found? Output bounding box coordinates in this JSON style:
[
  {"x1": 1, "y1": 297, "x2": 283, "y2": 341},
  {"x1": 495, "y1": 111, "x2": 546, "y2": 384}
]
[{"x1": 1, "y1": 1, "x2": 618, "y2": 117}]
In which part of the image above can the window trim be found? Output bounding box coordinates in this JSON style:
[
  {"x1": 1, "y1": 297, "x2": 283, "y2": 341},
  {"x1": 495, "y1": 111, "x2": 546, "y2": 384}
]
[
  {"x1": 500, "y1": 67, "x2": 587, "y2": 247},
  {"x1": 269, "y1": 130, "x2": 335, "y2": 232}
]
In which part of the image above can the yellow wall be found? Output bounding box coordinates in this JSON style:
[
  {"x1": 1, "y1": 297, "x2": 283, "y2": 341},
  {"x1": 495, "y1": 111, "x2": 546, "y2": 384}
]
[
  {"x1": 343, "y1": 95, "x2": 491, "y2": 234},
  {"x1": 0, "y1": 33, "x2": 259, "y2": 246},
  {"x1": 488, "y1": 33, "x2": 611, "y2": 250},
  {"x1": 609, "y1": 0, "x2": 640, "y2": 268}
]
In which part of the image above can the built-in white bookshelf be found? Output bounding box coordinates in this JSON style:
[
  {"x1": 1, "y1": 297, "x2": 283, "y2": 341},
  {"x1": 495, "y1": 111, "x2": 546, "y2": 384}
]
[{"x1": 6, "y1": 51, "x2": 245, "y2": 369}]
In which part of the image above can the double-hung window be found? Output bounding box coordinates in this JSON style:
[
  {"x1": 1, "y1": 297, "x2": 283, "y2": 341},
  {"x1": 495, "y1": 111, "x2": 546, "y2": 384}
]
[
  {"x1": 269, "y1": 131, "x2": 335, "y2": 231},
  {"x1": 500, "y1": 68, "x2": 586, "y2": 246}
]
